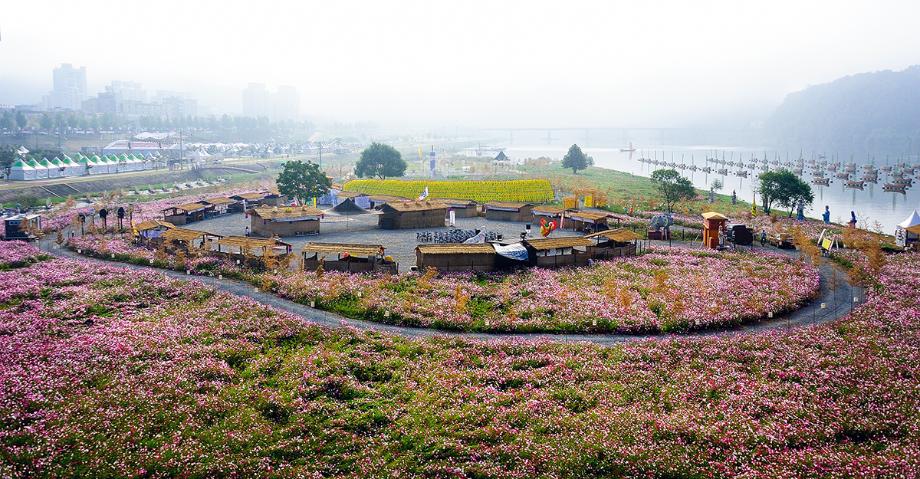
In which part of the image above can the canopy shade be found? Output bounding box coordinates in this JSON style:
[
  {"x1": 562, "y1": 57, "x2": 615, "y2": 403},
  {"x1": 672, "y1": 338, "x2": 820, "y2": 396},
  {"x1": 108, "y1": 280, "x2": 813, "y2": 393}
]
[{"x1": 898, "y1": 210, "x2": 920, "y2": 229}]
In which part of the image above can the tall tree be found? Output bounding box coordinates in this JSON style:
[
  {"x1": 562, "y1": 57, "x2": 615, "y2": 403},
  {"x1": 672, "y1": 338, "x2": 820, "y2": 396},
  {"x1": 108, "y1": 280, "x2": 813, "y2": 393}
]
[
  {"x1": 355, "y1": 142, "x2": 406, "y2": 179},
  {"x1": 15, "y1": 111, "x2": 27, "y2": 131},
  {"x1": 39, "y1": 114, "x2": 53, "y2": 131},
  {"x1": 0, "y1": 111, "x2": 14, "y2": 131},
  {"x1": 758, "y1": 169, "x2": 813, "y2": 216},
  {"x1": 651, "y1": 168, "x2": 696, "y2": 213},
  {"x1": 561, "y1": 144, "x2": 593, "y2": 174},
  {"x1": 276, "y1": 160, "x2": 331, "y2": 205}
]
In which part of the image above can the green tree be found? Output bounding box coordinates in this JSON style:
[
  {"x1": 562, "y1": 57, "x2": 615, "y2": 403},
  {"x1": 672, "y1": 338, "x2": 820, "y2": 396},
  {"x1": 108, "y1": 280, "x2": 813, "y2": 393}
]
[
  {"x1": 276, "y1": 160, "x2": 331, "y2": 205},
  {"x1": 0, "y1": 111, "x2": 13, "y2": 131},
  {"x1": 651, "y1": 168, "x2": 696, "y2": 213},
  {"x1": 39, "y1": 114, "x2": 53, "y2": 131},
  {"x1": 758, "y1": 169, "x2": 814, "y2": 215},
  {"x1": 561, "y1": 144, "x2": 593, "y2": 174},
  {"x1": 0, "y1": 146, "x2": 16, "y2": 169},
  {"x1": 15, "y1": 111, "x2": 27, "y2": 131},
  {"x1": 355, "y1": 142, "x2": 406, "y2": 179}
]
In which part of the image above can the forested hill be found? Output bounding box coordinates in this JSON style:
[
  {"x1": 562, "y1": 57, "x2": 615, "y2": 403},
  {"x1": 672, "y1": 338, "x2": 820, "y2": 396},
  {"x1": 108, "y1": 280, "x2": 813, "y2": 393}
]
[{"x1": 767, "y1": 66, "x2": 920, "y2": 157}]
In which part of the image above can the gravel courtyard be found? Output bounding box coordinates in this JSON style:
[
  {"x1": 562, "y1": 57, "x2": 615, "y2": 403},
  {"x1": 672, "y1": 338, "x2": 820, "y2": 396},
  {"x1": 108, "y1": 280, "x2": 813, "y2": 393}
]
[{"x1": 183, "y1": 210, "x2": 583, "y2": 272}]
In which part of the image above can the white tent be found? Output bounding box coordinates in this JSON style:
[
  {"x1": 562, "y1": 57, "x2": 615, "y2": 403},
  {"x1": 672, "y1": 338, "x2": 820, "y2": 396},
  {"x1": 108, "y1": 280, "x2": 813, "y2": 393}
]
[
  {"x1": 40, "y1": 158, "x2": 60, "y2": 179},
  {"x1": 48, "y1": 158, "x2": 65, "y2": 178},
  {"x1": 895, "y1": 210, "x2": 920, "y2": 247},
  {"x1": 28, "y1": 158, "x2": 48, "y2": 179},
  {"x1": 62, "y1": 156, "x2": 82, "y2": 176},
  {"x1": 8, "y1": 159, "x2": 34, "y2": 180},
  {"x1": 127, "y1": 154, "x2": 142, "y2": 171}
]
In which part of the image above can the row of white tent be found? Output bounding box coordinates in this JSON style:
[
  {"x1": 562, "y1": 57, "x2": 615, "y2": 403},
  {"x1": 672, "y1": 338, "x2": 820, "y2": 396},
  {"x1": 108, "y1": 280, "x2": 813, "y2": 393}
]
[{"x1": 8, "y1": 153, "x2": 160, "y2": 181}]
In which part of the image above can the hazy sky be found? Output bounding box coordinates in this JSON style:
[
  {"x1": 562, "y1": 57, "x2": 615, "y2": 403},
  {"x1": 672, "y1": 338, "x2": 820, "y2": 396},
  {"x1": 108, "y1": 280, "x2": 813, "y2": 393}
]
[{"x1": 2, "y1": 0, "x2": 920, "y2": 128}]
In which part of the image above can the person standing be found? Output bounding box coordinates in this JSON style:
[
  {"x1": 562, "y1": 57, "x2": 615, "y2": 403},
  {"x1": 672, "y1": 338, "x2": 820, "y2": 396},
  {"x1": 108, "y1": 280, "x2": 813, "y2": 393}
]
[
  {"x1": 822, "y1": 205, "x2": 831, "y2": 224},
  {"x1": 849, "y1": 211, "x2": 857, "y2": 228},
  {"x1": 760, "y1": 228, "x2": 767, "y2": 247},
  {"x1": 731, "y1": 190, "x2": 737, "y2": 205}
]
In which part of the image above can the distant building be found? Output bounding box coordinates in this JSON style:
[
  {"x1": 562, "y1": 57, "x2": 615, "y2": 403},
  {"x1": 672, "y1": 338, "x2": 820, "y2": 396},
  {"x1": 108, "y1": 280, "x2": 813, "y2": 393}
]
[
  {"x1": 44, "y1": 64, "x2": 87, "y2": 111},
  {"x1": 242, "y1": 83, "x2": 271, "y2": 118},
  {"x1": 273, "y1": 85, "x2": 300, "y2": 121}
]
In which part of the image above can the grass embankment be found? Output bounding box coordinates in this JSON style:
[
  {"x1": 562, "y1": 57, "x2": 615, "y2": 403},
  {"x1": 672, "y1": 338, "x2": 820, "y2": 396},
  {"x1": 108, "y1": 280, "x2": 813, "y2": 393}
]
[{"x1": 520, "y1": 164, "x2": 756, "y2": 218}]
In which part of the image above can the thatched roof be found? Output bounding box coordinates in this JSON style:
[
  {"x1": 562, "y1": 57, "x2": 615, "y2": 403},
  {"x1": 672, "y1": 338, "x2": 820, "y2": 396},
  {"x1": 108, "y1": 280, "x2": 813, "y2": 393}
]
[
  {"x1": 439, "y1": 198, "x2": 478, "y2": 207},
  {"x1": 134, "y1": 219, "x2": 175, "y2": 232},
  {"x1": 566, "y1": 210, "x2": 612, "y2": 222},
  {"x1": 368, "y1": 194, "x2": 410, "y2": 203},
  {"x1": 532, "y1": 205, "x2": 567, "y2": 215},
  {"x1": 702, "y1": 211, "x2": 728, "y2": 220},
  {"x1": 233, "y1": 192, "x2": 268, "y2": 201},
  {"x1": 162, "y1": 227, "x2": 212, "y2": 242},
  {"x1": 165, "y1": 202, "x2": 210, "y2": 213},
  {"x1": 336, "y1": 190, "x2": 367, "y2": 199},
  {"x1": 416, "y1": 244, "x2": 495, "y2": 255},
  {"x1": 249, "y1": 205, "x2": 324, "y2": 220},
  {"x1": 303, "y1": 242, "x2": 383, "y2": 257},
  {"x1": 382, "y1": 201, "x2": 448, "y2": 213},
  {"x1": 218, "y1": 236, "x2": 291, "y2": 251},
  {"x1": 584, "y1": 228, "x2": 640, "y2": 242},
  {"x1": 524, "y1": 237, "x2": 592, "y2": 250},
  {"x1": 204, "y1": 197, "x2": 237, "y2": 205},
  {"x1": 485, "y1": 202, "x2": 532, "y2": 211}
]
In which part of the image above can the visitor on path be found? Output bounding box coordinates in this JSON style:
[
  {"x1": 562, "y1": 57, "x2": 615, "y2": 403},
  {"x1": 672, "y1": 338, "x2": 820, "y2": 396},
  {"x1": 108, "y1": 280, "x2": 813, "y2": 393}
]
[
  {"x1": 849, "y1": 211, "x2": 857, "y2": 228},
  {"x1": 760, "y1": 229, "x2": 767, "y2": 247},
  {"x1": 244, "y1": 226, "x2": 250, "y2": 237},
  {"x1": 796, "y1": 203, "x2": 805, "y2": 221},
  {"x1": 731, "y1": 190, "x2": 737, "y2": 205},
  {"x1": 822, "y1": 205, "x2": 831, "y2": 224}
]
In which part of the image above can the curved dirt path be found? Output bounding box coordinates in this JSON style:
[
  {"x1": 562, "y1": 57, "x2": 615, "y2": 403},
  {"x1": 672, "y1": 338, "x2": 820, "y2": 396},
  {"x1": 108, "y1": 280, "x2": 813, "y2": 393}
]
[{"x1": 40, "y1": 240, "x2": 862, "y2": 345}]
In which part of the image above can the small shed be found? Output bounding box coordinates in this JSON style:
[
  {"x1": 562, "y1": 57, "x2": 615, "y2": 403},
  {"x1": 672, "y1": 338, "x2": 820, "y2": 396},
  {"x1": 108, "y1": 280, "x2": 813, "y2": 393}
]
[
  {"x1": 3, "y1": 214, "x2": 42, "y2": 240},
  {"x1": 261, "y1": 189, "x2": 288, "y2": 207},
  {"x1": 302, "y1": 242, "x2": 397, "y2": 274},
  {"x1": 249, "y1": 205, "x2": 324, "y2": 237},
  {"x1": 231, "y1": 192, "x2": 270, "y2": 208},
  {"x1": 203, "y1": 197, "x2": 241, "y2": 215},
  {"x1": 702, "y1": 211, "x2": 729, "y2": 249},
  {"x1": 162, "y1": 202, "x2": 213, "y2": 225},
  {"x1": 161, "y1": 227, "x2": 220, "y2": 251},
  {"x1": 415, "y1": 243, "x2": 497, "y2": 272},
  {"x1": 564, "y1": 210, "x2": 612, "y2": 233},
  {"x1": 368, "y1": 195, "x2": 410, "y2": 209},
  {"x1": 441, "y1": 198, "x2": 480, "y2": 218},
  {"x1": 532, "y1": 205, "x2": 567, "y2": 226},
  {"x1": 133, "y1": 219, "x2": 175, "y2": 245},
  {"x1": 214, "y1": 236, "x2": 293, "y2": 258},
  {"x1": 378, "y1": 201, "x2": 448, "y2": 229},
  {"x1": 523, "y1": 236, "x2": 592, "y2": 268},
  {"x1": 584, "y1": 228, "x2": 639, "y2": 259},
  {"x1": 484, "y1": 202, "x2": 534, "y2": 222}
]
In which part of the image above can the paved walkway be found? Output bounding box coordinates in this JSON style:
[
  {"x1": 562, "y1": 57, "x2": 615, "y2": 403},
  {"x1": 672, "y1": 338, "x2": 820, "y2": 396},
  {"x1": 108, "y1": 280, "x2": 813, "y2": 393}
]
[{"x1": 39, "y1": 240, "x2": 863, "y2": 346}]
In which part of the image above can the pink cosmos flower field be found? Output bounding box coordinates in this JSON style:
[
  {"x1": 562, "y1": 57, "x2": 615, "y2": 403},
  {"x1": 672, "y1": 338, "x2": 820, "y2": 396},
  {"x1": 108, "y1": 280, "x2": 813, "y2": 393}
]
[{"x1": 0, "y1": 249, "x2": 917, "y2": 477}]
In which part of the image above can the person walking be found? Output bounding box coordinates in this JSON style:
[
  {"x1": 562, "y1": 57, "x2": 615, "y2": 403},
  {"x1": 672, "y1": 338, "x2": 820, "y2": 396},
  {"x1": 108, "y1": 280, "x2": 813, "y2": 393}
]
[
  {"x1": 849, "y1": 211, "x2": 858, "y2": 228},
  {"x1": 822, "y1": 205, "x2": 831, "y2": 224},
  {"x1": 760, "y1": 228, "x2": 767, "y2": 247}
]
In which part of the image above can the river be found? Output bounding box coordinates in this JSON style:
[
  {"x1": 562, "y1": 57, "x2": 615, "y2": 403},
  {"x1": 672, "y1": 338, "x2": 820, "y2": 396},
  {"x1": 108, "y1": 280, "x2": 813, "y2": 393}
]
[{"x1": 502, "y1": 144, "x2": 920, "y2": 234}]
